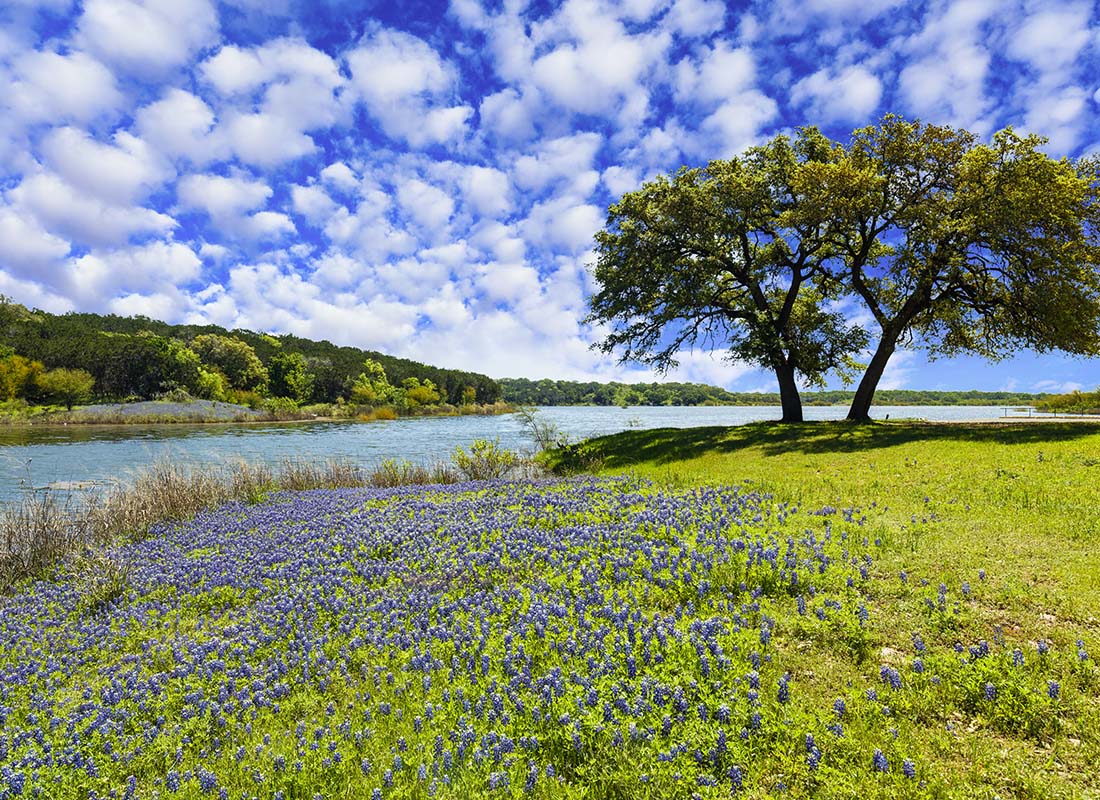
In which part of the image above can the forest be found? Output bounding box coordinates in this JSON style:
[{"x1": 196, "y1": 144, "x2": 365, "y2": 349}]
[{"x1": 0, "y1": 299, "x2": 500, "y2": 408}]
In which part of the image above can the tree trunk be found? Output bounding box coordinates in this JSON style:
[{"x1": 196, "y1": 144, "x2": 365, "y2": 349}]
[
  {"x1": 775, "y1": 363, "x2": 804, "y2": 423},
  {"x1": 847, "y1": 330, "x2": 899, "y2": 421}
]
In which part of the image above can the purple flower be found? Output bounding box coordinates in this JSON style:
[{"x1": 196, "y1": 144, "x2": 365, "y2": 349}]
[{"x1": 872, "y1": 749, "x2": 889, "y2": 773}]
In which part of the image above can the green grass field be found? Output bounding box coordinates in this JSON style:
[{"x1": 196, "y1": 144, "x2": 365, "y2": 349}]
[{"x1": 548, "y1": 421, "x2": 1100, "y2": 797}]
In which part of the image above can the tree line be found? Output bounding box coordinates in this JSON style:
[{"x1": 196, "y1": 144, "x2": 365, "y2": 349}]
[
  {"x1": 498, "y1": 377, "x2": 1045, "y2": 407},
  {"x1": 588, "y1": 115, "x2": 1100, "y2": 422},
  {"x1": 0, "y1": 299, "x2": 500, "y2": 409}
]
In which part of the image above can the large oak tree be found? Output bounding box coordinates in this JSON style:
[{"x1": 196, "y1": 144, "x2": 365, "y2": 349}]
[
  {"x1": 813, "y1": 116, "x2": 1100, "y2": 420},
  {"x1": 586, "y1": 129, "x2": 867, "y2": 422}
]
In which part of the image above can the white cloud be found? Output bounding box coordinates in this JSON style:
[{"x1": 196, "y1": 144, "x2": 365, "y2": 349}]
[
  {"x1": 522, "y1": 196, "x2": 602, "y2": 252},
  {"x1": 897, "y1": 0, "x2": 1000, "y2": 132},
  {"x1": 178, "y1": 173, "x2": 271, "y2": 218},
  {"x1": 10, "y1": 172, "x2": 176, "y2": 247},
  {"x1": 6, "y1": 49, "x2": 123, "y2": 124},
  {"x1": 346, "y1": 27, "x2": 472, "y2": 147},
  {"x1": 66, "y1": 241, "x2": 203, "y2": 303},
  {"x1": 199, "y1": 38, "x2": 348, "y2": 166},
  {"x1": 462, "y1": 166, "x2": 512, "y2": 218},
  {"x1": 0, "y1": 207, "x2": 71, "y2": 277},
  {"x1": 790, "y1": 64, "x2": 882, "y2": 123},
  {"x1": 674, "y1": 42, "x2": 757, "y2": 105},
  {"x1": 291, "y1": 184, "x2": 340, "y2": 226},
  {"x1": 135, "y1": 89, "x2": 222, "y2": 164},
  {"x1": 221, "y1": 111, "x2": 318, "y2": 166},
  {"x1": 177, "y1": 173, "x2": 293, "y2": 241},
  {"x1": 663, "y1": 0, "x2": 726, "y2": 36},
  {"x1": 320, "y1": 162, "x2": 359, "y2": 192},
  {"x1": 397, "y1": 178, "x2": 455, "y2": 233},
  {"x1": 77, "y1": 0, "x2": 219, "y2": 73},
  {"x1": 40, "y1": 127, "x2": 171, "y2": 205},
  {"x1": 513, "y1": 133, "x2": 603, "y2": 193},
  {"x1": 1008, "y1": 4, "x2": 1092, "y2": 73},
  {"x1": 478, "y1": 88, "x2": 537, "y2": 142}
]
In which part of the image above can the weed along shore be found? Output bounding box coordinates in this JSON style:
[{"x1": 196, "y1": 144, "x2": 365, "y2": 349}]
[{"x1": 0, "y1": 421, "x2": 1098, "y2": 798}]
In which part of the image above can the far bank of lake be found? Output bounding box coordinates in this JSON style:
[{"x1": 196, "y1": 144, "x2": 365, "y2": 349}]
[{"x1": 0, "y1": 405, "x2": 1043, "y2": 504}]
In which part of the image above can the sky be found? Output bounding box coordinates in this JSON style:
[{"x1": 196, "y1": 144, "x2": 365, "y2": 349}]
[{"x1": 0, "y1": 0, "x2": 1098, "y2": 393}]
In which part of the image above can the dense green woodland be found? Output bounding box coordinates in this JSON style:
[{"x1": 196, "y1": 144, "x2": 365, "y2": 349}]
[
  {"x1": 498, "y1": 377, "x2": 1047, "y2": 407},
  {"x1": 0, "y1": 300, "x2": 499, "y2": 406}
]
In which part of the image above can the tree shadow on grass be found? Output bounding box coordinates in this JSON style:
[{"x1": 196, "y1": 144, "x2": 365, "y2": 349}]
[{"x1": 549, "y1": 420, "x2": 1100, "y2": 472}]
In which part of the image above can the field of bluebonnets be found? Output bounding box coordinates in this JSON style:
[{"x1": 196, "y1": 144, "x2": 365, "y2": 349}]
[{"x1": 2, "y1": 423, "x2": 1099, "y2": 799}]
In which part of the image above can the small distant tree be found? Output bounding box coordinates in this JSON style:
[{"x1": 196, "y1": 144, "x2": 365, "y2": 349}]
[
  {"x1": 461, "y1": 385, "x2": 478, "y2": 406},
  {"x1": 38, "y1": 368, "x2": 95, "y2": 410},
  {"x1": 349, "y1": 358, "x2": 395, "y2": 405},
  {"x1": 191, "y1": 334, "x2": 268, "y2": 392},
  {"x1": 268, "y1": 352, "x2": 314, "y2": 404},
  {"x1": 0, "y1": 353, "x2": 45, "y2": 400},
  {"x1": 402, "y1": 377, "x2": 441, "y2": 407}
]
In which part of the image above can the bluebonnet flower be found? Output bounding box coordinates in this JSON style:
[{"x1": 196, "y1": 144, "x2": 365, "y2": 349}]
[
  {"x1": 1048, "y1": 681, "x2": 1061, "y2": 699},
  {"x1": 872, "y1": 749, "x2": 889, "y2": 772},
  {"x1": 983, "y1": 683, "x2": 996, "y2": 701},
  {"x1": 902, "y1": 759, "x2": 916, "y2": 779}
]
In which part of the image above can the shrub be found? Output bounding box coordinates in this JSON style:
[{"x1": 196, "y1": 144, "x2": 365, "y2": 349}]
[{"x1": 452, "y1": 438, "x2": 518, "y2": 480}]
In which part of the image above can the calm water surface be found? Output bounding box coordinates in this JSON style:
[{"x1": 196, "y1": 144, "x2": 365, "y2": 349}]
[{"x1": 0, "y1": 405, "x2": 1010, "y2": 503}]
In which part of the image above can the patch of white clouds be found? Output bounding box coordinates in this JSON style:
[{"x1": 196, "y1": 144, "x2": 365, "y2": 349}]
[
  {"x1": 9, "y1": 172, "x2": 176, "y2": 247},
  {"x1": 76, "y1": 0, "x2": 219, "y2": 74},
  {"x1": 790, "y1": 65, "x2": 883, "y2": 123},
  {"x1": 177, "y1": 172, "x2": 295, "y2": 242},
  {"x1": 346, "y1": 27, "x2": 472, "y2": 147},
  {"x1": 39, "y1": 127, "x2": 171, "y2": 205},
  {"x1": 896, "y1": 0, "x2": 1001, "y2": 135},
  {"x1": 5, "y1": 49, "x2": 123, "y2": 125},
  {"x1": 672, "y1": 41, "x2": 778, "y2": 157},
  {"x1": 135, "y1": 89, "x2": 223, "y2": 165}
]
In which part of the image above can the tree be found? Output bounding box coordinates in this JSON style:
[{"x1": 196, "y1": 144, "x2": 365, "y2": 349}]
[
  {"x1": 268, "y1": 351, "x2": 314, "y2": 404},
  {"x1": 402, "y1": 377, "x2": 441, "y2": 407},
  {"x1": 38, "y1": 368, "x2": 95, "y2": 409},
  {"x1": 587, "y1": 129, "x2": 868, "y2": 422},
  {"x1": 818, "y1": 116, "x2": 1100, "y2": 420},
  {"x1": 349, "y1": 358, "x2": 395, "y2": 405},
  {"x1": 0, "y1": 353, "x2": 44, "y2": 400},
  {"x1": 190, "y1": 334, "x2": 268, "y2": 392}
]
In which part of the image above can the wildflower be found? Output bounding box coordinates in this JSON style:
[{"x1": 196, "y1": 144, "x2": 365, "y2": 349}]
[
  {"x1": 1048, "y1": 681, "x2": 1060, "y2": 699},
  {"x1": 872, "y1": 749, "x2": 889, "y2": 773},
  {"x1": 983, "y1": 682, "x2": 996, "y2": 701},
  {"x1": 902, "y1": 759, "x2": 916, "y2": 779}
]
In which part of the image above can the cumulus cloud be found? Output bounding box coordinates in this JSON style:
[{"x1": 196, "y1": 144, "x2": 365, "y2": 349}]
[
  {"x1": 10, "y1": 172, "x2": 176, "y2": 247},
  {"x1": 40, "y1": 127, "x2": 171, "y2": 205},
  {"x1": 346, "y1": 27, "x2": 472, "y2": 147},
  {"x1": 897, "y1": 0, "x2": 1000, "y2": 132},
  {"x1": 177, "y1": 173, "x2": 294, "y2": 241},
  {"x1": 199, "y1": 38, "x2": 348, "y2": 166},
  {"x1": 6, "y1": 49, "x2": 123, "y2": 124},
  {"x1": 77, "y1": 0, "x2": 219, "y2": 74},
  {"x1": 790, "y1": 64, "x2": 883, "y2": 123},
  {"x1": 0, "y1": 206, "x2": 71, "y2": 277},
  {"x1": 135, "y1": 89, "x2": 222, "y2": 164}
]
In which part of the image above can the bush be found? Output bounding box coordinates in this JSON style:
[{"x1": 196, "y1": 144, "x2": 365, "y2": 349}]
[{"x1": 452, "y1": 438, "x2": 518, "y2": 480}]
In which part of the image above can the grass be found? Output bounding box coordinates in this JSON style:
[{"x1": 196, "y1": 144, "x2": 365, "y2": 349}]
[{"x1": 545, "y1": 420, "x2": 1100, "y2": 795}]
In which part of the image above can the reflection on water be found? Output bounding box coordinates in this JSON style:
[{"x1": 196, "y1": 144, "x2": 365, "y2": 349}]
[{"x1": 0, "y1": 406, "x2": 1010, "y2": 504}]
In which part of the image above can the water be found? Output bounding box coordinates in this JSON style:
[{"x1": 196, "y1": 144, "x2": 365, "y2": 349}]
[{"x1": 0, "y1": 405, "x2": 1013, "y2": 503}]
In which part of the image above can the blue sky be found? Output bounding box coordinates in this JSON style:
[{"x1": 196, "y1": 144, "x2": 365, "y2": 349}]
[{"x1": 1, "y1": 0, "x2": 1098, "y2": 392}]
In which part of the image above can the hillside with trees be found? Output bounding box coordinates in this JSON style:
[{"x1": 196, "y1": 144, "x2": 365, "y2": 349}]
[
  {"x1": 0, "y1": 298, "x2": 500, "y2": 410},
  {"x1": 497, "y1": 378, "x2": 1045, "y2": 407}
]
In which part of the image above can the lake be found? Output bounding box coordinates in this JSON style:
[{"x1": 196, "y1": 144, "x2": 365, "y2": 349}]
[{"x1": 0, "y1": 405, "x2": 1014, "y2": 503}]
